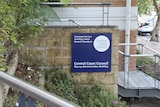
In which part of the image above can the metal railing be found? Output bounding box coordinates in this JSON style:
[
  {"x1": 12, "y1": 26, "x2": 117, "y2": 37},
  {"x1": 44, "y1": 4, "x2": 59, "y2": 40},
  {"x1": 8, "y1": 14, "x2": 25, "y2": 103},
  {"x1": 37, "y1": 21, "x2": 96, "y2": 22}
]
[
  {"x1": 0, "y1": 72, "x2": 80, "y2": 107},
  {"x1": 119, "y1": 43, "x2": 160, "y2": 88},
  {"x1": 119, "y1": 43, "x2": 160, "y2": 57},
  {"x1": 60, "y1": 19, "x2": 81, "y2": 26}
]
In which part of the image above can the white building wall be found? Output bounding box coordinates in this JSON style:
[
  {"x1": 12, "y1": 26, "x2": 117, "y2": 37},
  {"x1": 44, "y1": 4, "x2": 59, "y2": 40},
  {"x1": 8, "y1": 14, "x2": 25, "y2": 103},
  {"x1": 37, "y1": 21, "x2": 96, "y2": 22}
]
[{"x1": 46, "y1": 6, "x2": 138, "y2": 30}]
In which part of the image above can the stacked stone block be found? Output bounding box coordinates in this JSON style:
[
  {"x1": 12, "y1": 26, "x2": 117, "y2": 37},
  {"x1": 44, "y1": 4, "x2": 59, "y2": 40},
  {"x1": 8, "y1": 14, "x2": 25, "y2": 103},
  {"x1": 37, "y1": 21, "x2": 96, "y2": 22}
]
[{"x1": 21, "y1": 26, "x2": 119, "y2": 93}]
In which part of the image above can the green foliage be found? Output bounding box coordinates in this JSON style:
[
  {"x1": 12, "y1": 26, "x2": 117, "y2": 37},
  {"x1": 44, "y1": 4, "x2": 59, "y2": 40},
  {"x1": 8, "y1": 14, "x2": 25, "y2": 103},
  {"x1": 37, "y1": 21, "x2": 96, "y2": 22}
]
[
  {"x1": 6, "y1": 0, "x2": 55, "y2": 44},
  {"x1": 5, "y1": 53, "x2": 45, "y2": 106},
  {"x1": 16, "y1": 53, "x2": 127, "y2": 106},
  {"x1": 138, "y1": 0, "x2": 154, "y2": 15},
  {"x1": 138, "y1": 0, "x2": 160, "y2": 15},
  {"x1": 136, "y1": 56, "x2": 155, "y2": 67},
  {"x1": 4, "y1": 89, "x2": 18, "y2": 107},
  {"x1": 6, "y1": 55, "x2": 127, "y2": 107},
  {"x1": 75, "y1": 84, "x2": 126, "y2": 107},
  {"x1": 0, "y1": 0, "x2": 16, "y2": 70},
  {"x1": 60, "y1": 0, "x2": 72, "y2": 4},
  {"x1": 45, "y1": 66, "x2": 78, "y2": 103},
  {"x1": 44, "y1": 66, "x2": 127, "y2": 107},
  {"x1": 0, "y1": 0, "x2": 70, "y2": 71},
  {"x1": 47, "y1": 0, "x2": 60, "y2": 2},
  {"x1": 44, "y1": 0, "x2": 72, "y2": 4},
  {"x1": 0, "y1": 0, "x2": 59, "y2": 70},
  {"x1": 0, "y1": 0, "x2": 46, "y2": 45},
  {"x1": 136, "y1": 57, "x2": 160, "y2": 80}
]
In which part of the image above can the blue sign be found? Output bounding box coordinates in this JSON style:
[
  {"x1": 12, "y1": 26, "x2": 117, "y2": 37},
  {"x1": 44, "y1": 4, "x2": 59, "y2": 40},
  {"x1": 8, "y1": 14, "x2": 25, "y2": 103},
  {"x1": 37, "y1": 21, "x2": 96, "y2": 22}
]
[{"x1": 72, "y1": 33, "x2": 112, "y2": 72}]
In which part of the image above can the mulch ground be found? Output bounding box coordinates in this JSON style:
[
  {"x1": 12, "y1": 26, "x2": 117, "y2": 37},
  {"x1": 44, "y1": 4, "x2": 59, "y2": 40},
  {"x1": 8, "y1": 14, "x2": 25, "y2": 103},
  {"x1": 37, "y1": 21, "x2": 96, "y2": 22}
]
[{"x1": 123, "y1": 97, "x2": 160, "y2": 107}]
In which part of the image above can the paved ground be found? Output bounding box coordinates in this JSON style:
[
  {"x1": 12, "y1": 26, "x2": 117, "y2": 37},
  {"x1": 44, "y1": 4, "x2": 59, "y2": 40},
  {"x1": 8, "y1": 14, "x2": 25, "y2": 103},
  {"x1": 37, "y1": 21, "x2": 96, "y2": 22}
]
[
  {"x1": 128, "y1": 35, "x2": 160, "y2": 107},
  {"x1": 137, "y1": 35, "x2": 160, "y2": 54},
  {"x1": 129, "y1": 98, "x2": 160, "y2": 107}
]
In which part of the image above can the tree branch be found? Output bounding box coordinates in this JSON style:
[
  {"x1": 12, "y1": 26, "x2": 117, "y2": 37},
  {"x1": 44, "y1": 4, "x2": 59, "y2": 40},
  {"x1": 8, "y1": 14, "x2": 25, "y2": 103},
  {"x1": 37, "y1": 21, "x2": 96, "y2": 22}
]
[
  {"x1": 153, "y1": 0, "x2": 159, "y2": 12},
  {"x1": 0, "y1": 52, "x2": 18, "y2": 105}
]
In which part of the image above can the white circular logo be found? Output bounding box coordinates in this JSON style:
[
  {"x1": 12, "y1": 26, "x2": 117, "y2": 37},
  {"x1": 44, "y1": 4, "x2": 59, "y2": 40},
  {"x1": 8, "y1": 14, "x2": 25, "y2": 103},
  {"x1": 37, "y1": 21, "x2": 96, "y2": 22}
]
[{"x1": 93, "y1": 35, "x2": 110, "y2": 52}]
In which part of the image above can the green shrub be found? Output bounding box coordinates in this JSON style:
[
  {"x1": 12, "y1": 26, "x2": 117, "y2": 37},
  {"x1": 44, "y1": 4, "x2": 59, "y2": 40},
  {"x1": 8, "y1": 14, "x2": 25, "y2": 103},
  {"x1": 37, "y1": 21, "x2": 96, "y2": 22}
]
[
  {"x1": 4, "y1": 89, "x2": 18, "y2": 107},
  {"x1": 75, "y1": 84, "x2": 126, "y2": 107},
  {"x1": 136, "y1": 56, "x2": 160, "y2": 80},
  {"x1": 136, "y1": 56, "x2": 155, "y2": 67},
  {"x1": 6, "y1": 49, "x2": 128, "y2": 106},
  {"x1": 6, "y1": 52, "x2": 127, "y2": 107},
  {"x1": 5, "y1": 64, "x2": 127, "y2": 107},
  {"x1": 44, "y1": 66, "x2": 127, "y2": 107},
  {"x1": 44, "y1": 66, "x2": 78, "y2": 104},
  {"x1": 47, "y1": 0, "x2": 60, "y2": 2}
]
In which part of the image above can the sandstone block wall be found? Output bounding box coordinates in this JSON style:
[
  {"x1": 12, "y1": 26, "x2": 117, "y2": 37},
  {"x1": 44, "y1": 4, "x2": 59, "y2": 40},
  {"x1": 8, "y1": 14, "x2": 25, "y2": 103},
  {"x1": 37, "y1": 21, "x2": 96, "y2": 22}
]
[{"x1": 21, "y1": 26, "x2": 119, "y2": 93}]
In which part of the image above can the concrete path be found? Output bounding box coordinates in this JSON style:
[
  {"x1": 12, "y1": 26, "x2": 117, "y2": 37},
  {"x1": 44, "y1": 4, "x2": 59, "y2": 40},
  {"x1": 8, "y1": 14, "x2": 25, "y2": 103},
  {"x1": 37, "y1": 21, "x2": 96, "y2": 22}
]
[{"x1": 137, "y1": 35, "x2": 160, "y2": 54}]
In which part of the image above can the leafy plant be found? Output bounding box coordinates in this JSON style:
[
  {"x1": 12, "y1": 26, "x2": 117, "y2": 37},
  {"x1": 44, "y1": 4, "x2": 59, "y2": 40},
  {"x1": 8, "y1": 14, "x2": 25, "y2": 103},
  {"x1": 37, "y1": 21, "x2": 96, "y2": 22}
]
[
  {"x1": 44, "y1": 66, "x2": 127, "y2": 107},
  {"x1": 75, "y1": 84, "x2": 126, "y2": 107},
  {"x1": 6, "y1": 62, "x2": 127, "y2": 106},
  {"x1": 15, "y1": 62, "x2": 127, "y2": 107},
  {"x1": 1, "y1": 0, "x2": 71, "y2": 106},
  {"x1": 44, "y1": 0, "x2": 72, "y2": 4},
  {"x1": 136, "y1": 56, "x2": 155, "y2": 67},
  {"x1": 4, "y1": 89, "x2": 19, "y2": 107},
  {"x1": 136, "y1": 56, "x2": 160, "y2": 80},
  {"x1": 47, "y1": 0, "x2": 60, "y2": 2},
  {"x1": 0, "y1": 1, "x2": 60, "y2": 106},
  {"x1": 0, "y1": 0, "x2": 59, "y2": 70},
  {"x1": 44, "y1": 66, "x2": 78, "y2": 103}
]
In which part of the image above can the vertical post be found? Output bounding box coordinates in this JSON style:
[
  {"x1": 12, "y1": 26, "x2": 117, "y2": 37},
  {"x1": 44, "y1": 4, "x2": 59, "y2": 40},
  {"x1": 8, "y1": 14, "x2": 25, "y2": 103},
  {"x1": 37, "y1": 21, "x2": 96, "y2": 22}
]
[
  {"x1": 154, "y1": 55, "x2": 157, "y2": 88},
  {"x1": 19, "y1": 92, "x2": 26, "y2": 107},
  {"x1": 107, "y1": 5, "x2": 109, "y2": 25},
  {"x1": 101, "y1": 2, "x2": 111, "y2": 26},
  {"x1": 102, "y1": 5, "x2": 105, "y2": 25},
  {"x1": 124, "y1": 0, "x2": 131, "y2": 88},
  {"x1": 28, "y1": 97, "x2": 35, "y2": 107},
  {"x1": 158, "y1": 55, "x2": 160, "y2": 88}
]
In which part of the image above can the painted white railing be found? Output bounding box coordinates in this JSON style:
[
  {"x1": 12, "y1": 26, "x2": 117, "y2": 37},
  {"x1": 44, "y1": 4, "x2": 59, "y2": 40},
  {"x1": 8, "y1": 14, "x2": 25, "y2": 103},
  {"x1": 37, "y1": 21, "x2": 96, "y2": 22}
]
[{"x1": 119, "y1": 43, "x2": 160, "y2": 88}]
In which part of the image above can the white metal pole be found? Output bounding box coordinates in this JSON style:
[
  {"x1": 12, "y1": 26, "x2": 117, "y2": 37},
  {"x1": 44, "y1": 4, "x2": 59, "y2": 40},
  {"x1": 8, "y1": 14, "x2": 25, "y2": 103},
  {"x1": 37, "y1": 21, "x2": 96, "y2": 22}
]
[{"x1": 124, "y1": 0, "x2": 131, "y2": 88}]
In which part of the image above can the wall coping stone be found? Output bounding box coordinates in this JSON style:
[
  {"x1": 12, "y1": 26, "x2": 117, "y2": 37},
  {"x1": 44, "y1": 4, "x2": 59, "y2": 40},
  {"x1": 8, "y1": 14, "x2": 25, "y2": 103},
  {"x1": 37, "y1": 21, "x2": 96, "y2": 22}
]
[{"x1": 45, "y1": 25, "x2": 118, "y2": 29}]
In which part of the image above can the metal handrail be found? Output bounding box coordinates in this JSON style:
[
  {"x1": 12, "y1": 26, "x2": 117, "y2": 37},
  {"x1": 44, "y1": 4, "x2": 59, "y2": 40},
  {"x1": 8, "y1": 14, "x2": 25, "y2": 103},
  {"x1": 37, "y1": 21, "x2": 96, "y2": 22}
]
[
  {"x1": 0, "y1": 72, "x2": 79, "y2": 107},
  {"x1": 119, "y1": 43, "x2": 160, "y2": 88},
  {"x1": 60, "y1": 19, "x2": 81, "y2": 26},
  {"x1": 139, "y1": 43, "x2": 160, "y2": 55},
  {"x1": 119, "y1": 50, "x2": 155, "y2": 57},
  {"x1": 119, "y1": 43, "x2": 160, "y2": 56}
]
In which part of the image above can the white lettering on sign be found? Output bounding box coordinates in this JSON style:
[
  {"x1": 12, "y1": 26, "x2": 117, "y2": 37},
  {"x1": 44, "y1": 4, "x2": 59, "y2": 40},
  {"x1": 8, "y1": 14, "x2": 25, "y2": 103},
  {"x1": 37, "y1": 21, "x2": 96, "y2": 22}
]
[
  {"x1": 74, "y1": 61, "x2": 109, "y2": 69},
  {"x1": 74, "y1": 35, "x2": 92, "y2": 43}
]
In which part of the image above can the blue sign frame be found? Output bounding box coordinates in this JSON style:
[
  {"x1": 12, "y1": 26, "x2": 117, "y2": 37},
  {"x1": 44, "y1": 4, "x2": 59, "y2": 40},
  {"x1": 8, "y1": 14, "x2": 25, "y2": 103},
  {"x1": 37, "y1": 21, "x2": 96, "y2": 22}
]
[{"x1": 72, "y1": 33, "x2": 112, "y2": 72}]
